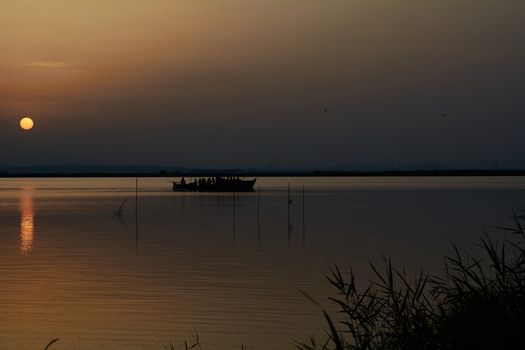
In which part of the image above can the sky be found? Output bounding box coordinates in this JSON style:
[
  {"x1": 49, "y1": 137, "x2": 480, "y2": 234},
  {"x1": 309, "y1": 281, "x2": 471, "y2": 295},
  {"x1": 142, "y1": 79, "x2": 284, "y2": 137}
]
[{"x1": 1, "y1": 0, "x2": 524, "y2": 170}]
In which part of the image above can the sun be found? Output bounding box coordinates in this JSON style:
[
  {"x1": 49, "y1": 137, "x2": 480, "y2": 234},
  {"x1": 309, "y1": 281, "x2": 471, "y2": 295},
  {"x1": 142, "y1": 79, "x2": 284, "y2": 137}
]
[{"x1": 20, "y1": 117, "x2": 34, "y2": 131}]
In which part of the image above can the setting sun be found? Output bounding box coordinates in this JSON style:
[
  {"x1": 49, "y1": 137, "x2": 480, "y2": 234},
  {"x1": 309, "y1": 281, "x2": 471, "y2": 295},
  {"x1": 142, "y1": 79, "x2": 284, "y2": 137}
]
[{"x1": 20, "y1": 117, "x2": 34, "y2": 131}]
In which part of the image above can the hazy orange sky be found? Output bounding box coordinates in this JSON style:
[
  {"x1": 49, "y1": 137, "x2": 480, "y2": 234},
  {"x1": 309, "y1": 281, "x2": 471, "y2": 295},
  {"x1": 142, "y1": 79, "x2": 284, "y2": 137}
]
[{"x1": 1, "y1": 0, "x2": 524, "y2": 169}]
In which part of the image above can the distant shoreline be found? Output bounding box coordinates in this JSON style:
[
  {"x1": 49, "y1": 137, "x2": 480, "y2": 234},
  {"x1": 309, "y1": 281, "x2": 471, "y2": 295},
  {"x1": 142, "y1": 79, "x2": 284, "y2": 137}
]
[{"x1": 1, "y1": 170, "x2": 525, "y2": 178}]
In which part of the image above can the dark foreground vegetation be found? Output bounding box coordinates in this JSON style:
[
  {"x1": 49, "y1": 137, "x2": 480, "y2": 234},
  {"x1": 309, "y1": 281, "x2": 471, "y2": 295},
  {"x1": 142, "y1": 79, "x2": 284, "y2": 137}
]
[{"x1": 298, "y1": 210, "x2": 525, "y2": 350}]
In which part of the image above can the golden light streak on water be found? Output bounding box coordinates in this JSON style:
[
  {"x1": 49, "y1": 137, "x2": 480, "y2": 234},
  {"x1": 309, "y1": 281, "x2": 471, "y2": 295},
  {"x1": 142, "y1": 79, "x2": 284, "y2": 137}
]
[{"x1": 19, "y1": 189, "x2": 34, "y2": 254}]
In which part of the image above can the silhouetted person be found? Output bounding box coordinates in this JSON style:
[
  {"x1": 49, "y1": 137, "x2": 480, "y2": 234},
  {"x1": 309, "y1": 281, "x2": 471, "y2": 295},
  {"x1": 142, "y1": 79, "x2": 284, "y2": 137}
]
[{"x1": 181, "y1": 177, "x2": 186, "y2": 186}]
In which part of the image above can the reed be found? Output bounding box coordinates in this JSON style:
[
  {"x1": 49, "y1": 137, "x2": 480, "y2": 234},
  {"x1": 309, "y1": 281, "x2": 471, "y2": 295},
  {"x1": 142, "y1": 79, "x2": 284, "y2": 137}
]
[
  {"x1": 163, "y1": 334, "x2": 201, "y2": 350},
  {"x1": 44, "y1": 338, "x2": 59, "y2": 350},
  {"x1": 297, "y1": 209, "x2": 525, "y2": 350}
]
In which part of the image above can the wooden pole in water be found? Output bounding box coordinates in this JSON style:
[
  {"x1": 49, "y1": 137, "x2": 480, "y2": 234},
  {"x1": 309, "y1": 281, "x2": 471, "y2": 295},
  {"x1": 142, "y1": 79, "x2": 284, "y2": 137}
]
[
  {"x1": 257, "y1": 187, "x2": 261, "y2": 243},
  {"x1": 302, "y1": 185, "x2": 305, "y2": 247},
  {"x1": 287, "y1": 182, "x2": 291, "y2": 247},
  {"x1": 135, "y1": 177, "x2": 138, "y2": 253},
  {"x1": 232, "y1": 191, "x2": 236, "y2": 245},
  {"x1": 287, "y1": 182, "x2": 290, "y2": 226},
  {"x1": 257, "y1": 187, "x2": 261, "y2": 219}
]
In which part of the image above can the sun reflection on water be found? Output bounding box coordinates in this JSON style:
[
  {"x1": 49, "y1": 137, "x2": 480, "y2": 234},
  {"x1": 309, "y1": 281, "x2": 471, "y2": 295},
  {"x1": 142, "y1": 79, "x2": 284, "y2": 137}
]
[{"x1": 20, "y1": 189, "x2": 35, "y2": 254}]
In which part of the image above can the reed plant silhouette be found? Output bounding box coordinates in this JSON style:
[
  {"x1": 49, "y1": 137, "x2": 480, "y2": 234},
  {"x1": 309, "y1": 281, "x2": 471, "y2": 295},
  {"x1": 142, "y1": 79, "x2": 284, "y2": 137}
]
[
  {"x1": 298, "y1": 209, "x2": 525, "y2": 350},
  {"x1": 44, "y1": 338, "x2": 59, "y2": 350},
  {"x1": 163, "y1": 334, "x2": 201, "y2": 350}
]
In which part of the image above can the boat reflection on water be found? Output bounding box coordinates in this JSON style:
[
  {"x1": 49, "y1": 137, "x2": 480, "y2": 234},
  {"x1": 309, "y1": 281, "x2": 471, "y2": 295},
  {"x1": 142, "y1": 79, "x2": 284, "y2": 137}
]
[{"x1": 19, "y1": 188, "x2": 34, "y2": 255}]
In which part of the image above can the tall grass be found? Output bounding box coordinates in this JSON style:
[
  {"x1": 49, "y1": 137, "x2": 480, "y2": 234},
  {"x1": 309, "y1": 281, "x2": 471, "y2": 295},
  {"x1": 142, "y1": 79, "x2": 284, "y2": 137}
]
[
  {"x1": 298, "y1": 209, "x2": 525, "y2": 350},
  {"x1": 44, "y1": 338, "x2": 59, "y2": 350}
]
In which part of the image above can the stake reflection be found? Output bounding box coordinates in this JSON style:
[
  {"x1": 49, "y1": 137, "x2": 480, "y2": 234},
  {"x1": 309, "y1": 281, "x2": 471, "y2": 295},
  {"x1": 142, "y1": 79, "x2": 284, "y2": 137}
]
[{"x1": 20, "y1": 189, "x2": 35, "y2": 254}]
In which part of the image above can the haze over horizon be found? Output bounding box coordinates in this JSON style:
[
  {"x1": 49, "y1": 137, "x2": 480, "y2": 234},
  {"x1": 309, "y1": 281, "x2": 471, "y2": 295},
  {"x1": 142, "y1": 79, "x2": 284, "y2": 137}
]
[{"x1": 2, "y1": 0, "x2": 524, "y2": 169}]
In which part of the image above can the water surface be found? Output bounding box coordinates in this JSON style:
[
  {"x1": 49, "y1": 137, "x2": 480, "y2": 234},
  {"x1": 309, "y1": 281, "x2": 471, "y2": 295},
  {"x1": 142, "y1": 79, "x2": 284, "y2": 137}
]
[{"x1": 0, "y1": 177, "x2": 524, "y2": 349}]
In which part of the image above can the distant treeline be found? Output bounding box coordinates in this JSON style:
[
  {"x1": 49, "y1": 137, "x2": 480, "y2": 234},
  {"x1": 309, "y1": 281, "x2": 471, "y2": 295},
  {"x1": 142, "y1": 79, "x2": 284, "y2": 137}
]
[{"x1": 1, "y1": 169, "x2": 525, "y2": 178}]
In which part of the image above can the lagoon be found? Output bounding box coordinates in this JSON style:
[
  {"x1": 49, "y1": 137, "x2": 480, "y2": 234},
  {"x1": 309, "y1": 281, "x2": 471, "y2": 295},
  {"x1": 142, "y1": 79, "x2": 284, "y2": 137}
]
[{"x1": 0, "y1": 177, "x2": 524, "y2": 349}]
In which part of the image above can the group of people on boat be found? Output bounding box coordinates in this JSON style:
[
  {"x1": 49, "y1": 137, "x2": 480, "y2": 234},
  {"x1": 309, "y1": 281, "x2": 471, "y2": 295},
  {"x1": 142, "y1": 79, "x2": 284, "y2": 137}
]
[
  {"x1": 180, "y1": 176, "x2": 243, "y2": 187},
  {"x1": 174, "y1": 176, "x2": 256, "y2": 192}
]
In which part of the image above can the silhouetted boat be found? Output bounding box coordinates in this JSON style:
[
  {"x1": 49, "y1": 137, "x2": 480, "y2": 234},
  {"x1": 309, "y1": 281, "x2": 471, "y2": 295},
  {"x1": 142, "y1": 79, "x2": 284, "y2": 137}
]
[{"x1": 173, "y1": 177, "x2": 256, "y2": 192}]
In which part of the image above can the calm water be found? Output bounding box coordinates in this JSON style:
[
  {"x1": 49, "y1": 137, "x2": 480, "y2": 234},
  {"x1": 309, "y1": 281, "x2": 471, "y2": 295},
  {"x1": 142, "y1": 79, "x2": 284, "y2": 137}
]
[{"x1": 1, "y1": 177, "x2": 525, "y2": 349}]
